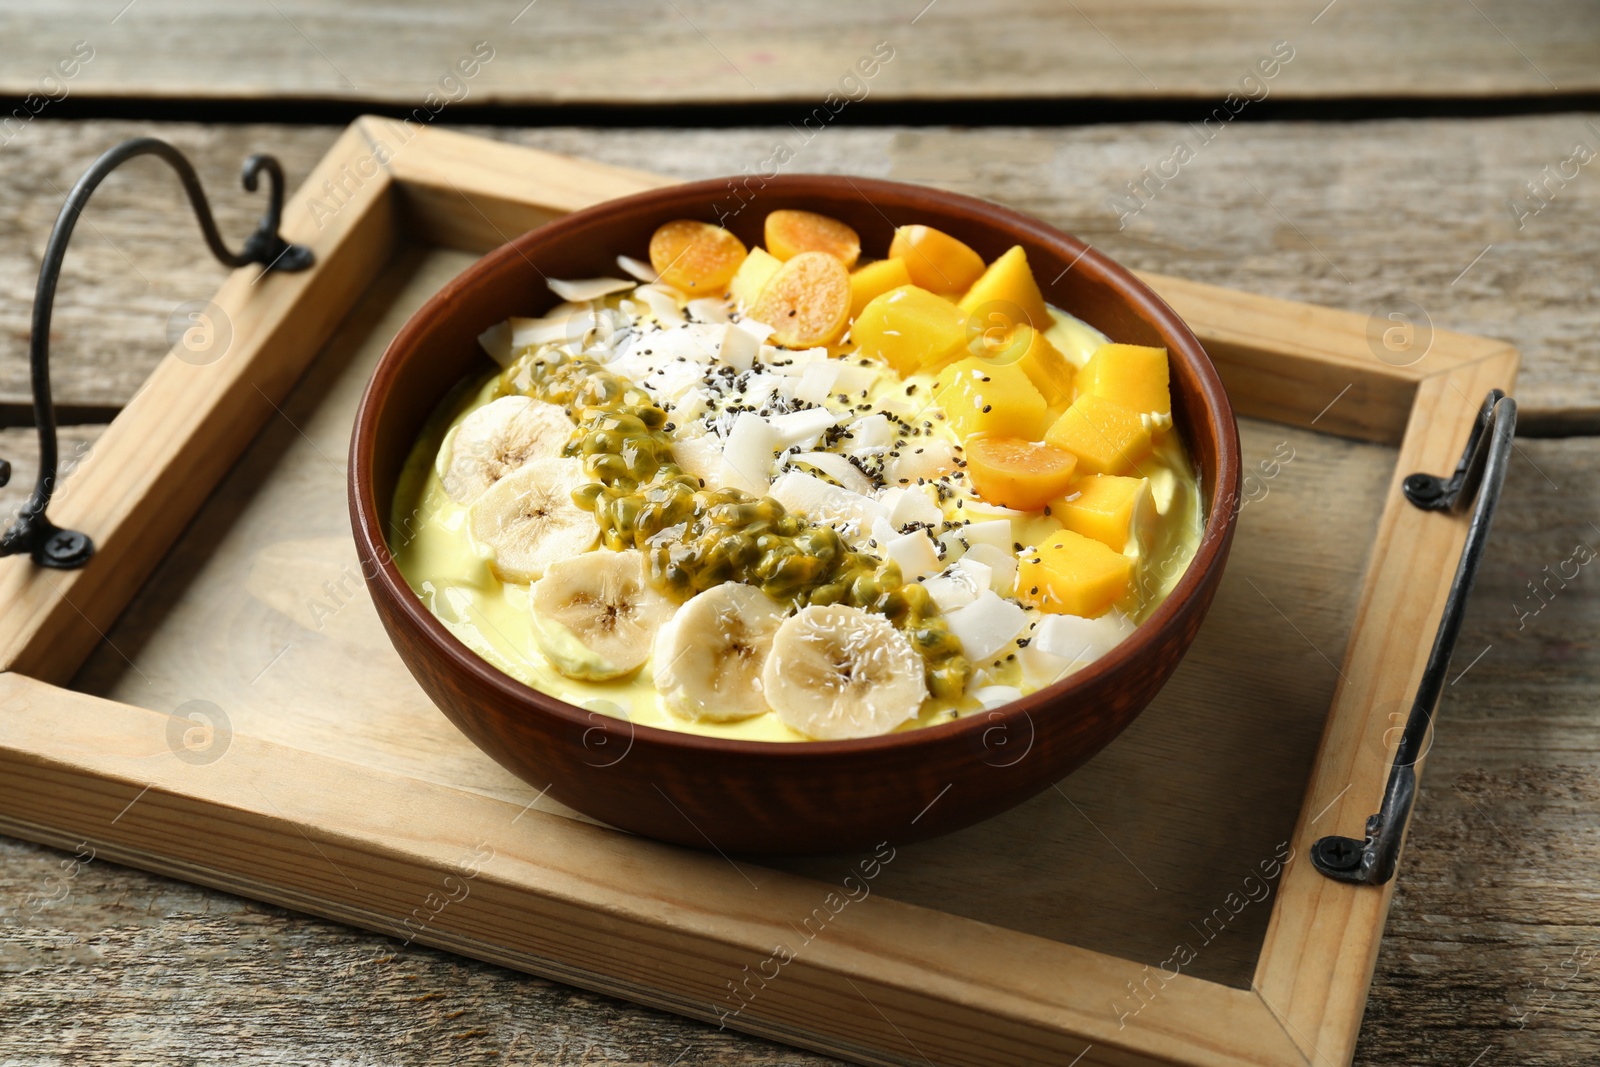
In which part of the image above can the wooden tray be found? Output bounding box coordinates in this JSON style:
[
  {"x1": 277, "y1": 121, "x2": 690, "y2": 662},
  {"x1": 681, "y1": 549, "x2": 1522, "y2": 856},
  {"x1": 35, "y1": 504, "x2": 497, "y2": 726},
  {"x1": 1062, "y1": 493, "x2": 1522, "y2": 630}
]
[{"x1": 0, "y1": 119, "x2": 1518, "y2": 1067}]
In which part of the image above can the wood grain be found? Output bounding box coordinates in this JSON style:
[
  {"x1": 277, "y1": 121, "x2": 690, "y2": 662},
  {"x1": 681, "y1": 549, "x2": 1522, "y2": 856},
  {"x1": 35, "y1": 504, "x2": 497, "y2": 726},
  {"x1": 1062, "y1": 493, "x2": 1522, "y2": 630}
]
[
  {"x1": 9, "y1": 436, "x2": 1595, "y2": 1067},
  {"x1": 0, "y1": 127, "x2": 1587, "y2": 1067},
  {"x1": 0, "y1": 122, "x2": 399, "y2": 684},
  {"x1": 65, "y1": 237, "x2": 1374, "y2": 987},
  {"x1": 2, "y1": 117, "x2": 1596, "y2": 419},
  {"x1": 4, "y1": 2, "x2": 1598, "y2": 103},
  {"x1": 0, "y1": 425, "x2": 104, "y2": 522}
]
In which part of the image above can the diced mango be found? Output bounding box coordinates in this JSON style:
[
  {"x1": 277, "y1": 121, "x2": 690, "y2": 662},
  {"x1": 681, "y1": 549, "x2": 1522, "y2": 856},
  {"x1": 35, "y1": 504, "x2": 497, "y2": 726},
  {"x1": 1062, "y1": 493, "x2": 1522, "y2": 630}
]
[
  {"x1": 957, "y1": 245, "x2": 1054, "y2": 333},
  {"x1": 889, "y1": 225, "x2": 986, "y2": 295},
  {"x1": 1077, "y1": 343, "x2": 1171, "y2": 416},
  {"x1": 934, "y1": 356, "x2": 1049, "y2": 441},
  {"x1": 1011, "y1": 326, "x2": 1076, "y2": 408},
  {"x1": 1018, "y1": 529, "x2": 1133, "y2": 617},
  {"x1": 964, "y1": 436, "x2": 1078, "y2": 511},
  {"x1": 648, "y1": 219, "x2": 747, "y2": 294},
  {"x1": 765, "y1": 210, "x2": 861, "y2": 268},
  {"x1": 729, "y1": 247, "x2": 783, "y2": 309},
  {"x1": 750, "y1": 251, "x2": 852, "y2": 348},
  {"x1": 848, "y1": 258, "x2": 913, "y2": 319},
  {"x1": 1053, "y1": 474, "x2": 1151, "y2": 552},
  {"x1": 1043, "y1": 394, "x2": 1152, "y2": 476},
  {"x1": 852, "y1": 284, "x2": 966, "y2": 375}
]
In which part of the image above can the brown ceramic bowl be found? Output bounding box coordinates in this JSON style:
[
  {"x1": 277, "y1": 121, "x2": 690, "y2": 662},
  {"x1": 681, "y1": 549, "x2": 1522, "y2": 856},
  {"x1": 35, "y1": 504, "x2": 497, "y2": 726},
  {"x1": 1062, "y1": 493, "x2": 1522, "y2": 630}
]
[{"x1": 350, "y1": 175, "x2": 1240, "y2": 855}]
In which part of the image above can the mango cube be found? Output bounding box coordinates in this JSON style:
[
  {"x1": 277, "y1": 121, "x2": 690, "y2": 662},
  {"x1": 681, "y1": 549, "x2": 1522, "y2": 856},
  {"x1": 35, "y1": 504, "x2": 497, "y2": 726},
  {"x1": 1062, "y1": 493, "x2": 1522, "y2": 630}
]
[
  {"x1": 852, "y1": 284, "x2": 966, "y2": 376},
  {"x1": 1077, "y1": 343, "x2": 1170, "y2": 416},
  {"x1": 934, "y1": 357, "x2": 1049, "y2": 441},
  {"x1": 1044, "y1": 394, "x2": 1152, "y2": 476},
  {"x1": 729, "y1": 247, "x2": 782, "y2": 309},
  {"x1": 1018, "y1": 529, "x2": 1132, "y2": 617},
  {"x1": 1012, "y1": 325, "x2": 1076, "y2": 408},
  {"x1": 958, "y1": 245, "x2": 1054, "y2": 333},
  {"x1": 1053, "y1": 474, "x2": 1151, "y2": 552},
  {"x1": 848, "y1": 258, "x2": 913, "y2": 318}
]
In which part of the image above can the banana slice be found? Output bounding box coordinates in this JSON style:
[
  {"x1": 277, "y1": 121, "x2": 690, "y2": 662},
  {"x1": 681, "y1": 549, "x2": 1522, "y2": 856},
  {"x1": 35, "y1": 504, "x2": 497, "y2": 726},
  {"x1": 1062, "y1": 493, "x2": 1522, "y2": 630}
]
[
  {"x1": 468, "y1": 457, "x2": 598, "y2": 583},
  {"x1": 653, "y1": 582, "x2": 788, "y2": 723},
  {"x1": 443, "y1": 395, "x2": 575, "y2": 503},
  {"x1": 761, "y1": 605, "x2": 928, "y2": 739},
  {"x1": 529, "y1": 549, "x2": 675, "y2": 681}
]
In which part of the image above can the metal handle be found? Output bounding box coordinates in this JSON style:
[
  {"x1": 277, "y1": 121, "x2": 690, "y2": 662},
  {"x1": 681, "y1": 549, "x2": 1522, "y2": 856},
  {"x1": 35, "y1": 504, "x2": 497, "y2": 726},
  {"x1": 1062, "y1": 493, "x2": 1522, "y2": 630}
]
[
  {"x1": 1311, "y1": 389, "x2": 1516, "y2": 885},
  {"x1": 0, "y1": 137, "x2": 314, "y2": 569}
]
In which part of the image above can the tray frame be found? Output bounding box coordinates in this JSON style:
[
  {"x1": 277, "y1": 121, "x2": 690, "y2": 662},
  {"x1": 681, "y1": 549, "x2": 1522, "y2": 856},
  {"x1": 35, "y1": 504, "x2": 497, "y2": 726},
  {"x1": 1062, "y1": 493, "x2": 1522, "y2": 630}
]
[{"x1": 0, "y1": 118, "x2": 1519, "y2": 1067}]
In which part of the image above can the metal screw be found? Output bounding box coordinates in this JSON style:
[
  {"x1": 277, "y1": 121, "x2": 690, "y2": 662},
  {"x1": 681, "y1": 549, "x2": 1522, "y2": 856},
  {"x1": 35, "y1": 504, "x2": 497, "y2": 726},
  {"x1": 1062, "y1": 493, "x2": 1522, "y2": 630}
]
[
  {"x1": 1314, "y1": 835, "x2": 1363, "y2": 871},
  {"x1": 42, "y1": 529, "x2": 93, "y2": 567}
]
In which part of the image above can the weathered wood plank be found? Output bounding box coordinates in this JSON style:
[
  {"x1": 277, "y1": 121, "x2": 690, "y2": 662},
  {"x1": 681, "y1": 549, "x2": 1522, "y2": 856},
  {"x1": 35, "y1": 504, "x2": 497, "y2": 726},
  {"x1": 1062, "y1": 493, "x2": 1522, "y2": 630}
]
[
  {"x1": 0, "y1": 425, "x2": 104, "y2": 524},
  {"x1": 4, "y1": 2, "x2": 1598, "y2": 104},
  {"x1": 2, "y1": 117, "x2": 1596, "y2": 421},
  {"x1": 6, "y1": 436, "x2": 1595, "y2": 1067}
]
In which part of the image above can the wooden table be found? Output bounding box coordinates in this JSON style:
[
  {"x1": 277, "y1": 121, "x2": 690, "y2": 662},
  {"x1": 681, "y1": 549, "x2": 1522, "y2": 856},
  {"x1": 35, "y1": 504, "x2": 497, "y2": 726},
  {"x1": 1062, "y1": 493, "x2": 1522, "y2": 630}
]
[{"x1": 3, "y1": 6, "x2": 1599, "y2": 1062}]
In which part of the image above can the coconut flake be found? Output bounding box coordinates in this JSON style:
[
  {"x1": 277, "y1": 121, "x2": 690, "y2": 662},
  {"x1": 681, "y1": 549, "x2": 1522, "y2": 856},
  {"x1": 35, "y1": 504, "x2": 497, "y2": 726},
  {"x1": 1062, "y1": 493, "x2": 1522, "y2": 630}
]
[
  {"x1": 886, "y1": 529, "x2": 942, "y2": 580},
  {"x1": 770, "y1": 471, "x2": 887, "y2": 538},
  {"x1": 971, "y1": 685, "x2": 1023, "y2": 710},
  {"x1": 719, "y1": 322, "x2": 759, "y2": 371},
  {"x1": 720, "y1": 413, "x2": 784, "y2": 494},
  {"x1": 842, "y1": 413, "x2": 893, "y2": 456},
  {"x1": 943, "y1": 591, "x2": 1028, "y2": 663},
  {"x1": 922, "y1": 556, "x2": 994, "y2": 613},
  {"x1": 477, "y1": 320, "x2": 514, "y2": 366},
  {"x1": 768, "y1": 408, "x2": 842, "y2": 449},
  {"x1": 962, "y1": 518, "x2": 1014, "y2": 553},
  {"x1": 548, "y1": 276, "x2": 635, "y2": 303},
  {"x1": 963, "y1": 542, "x2": 1019, "y2": 597},
  {"x1": 1032, "y1": 611, "x2": 1134, "y2": 663},
  {"x1": 617, "y1": 254, "x2": 659, "y2": 283},
  {"x1": 635, "y1": 285, "x2": 685, "y2": 326},
  {"x1": 674, "y1": 433, "x2": 724, "y2": 489},
  {"x1": 792, "y1": 451, "x2": 874, "y2": 495},
  {"x1": 689, "y1": 297, "x2": 733, "y2": 325},
  {"x1": 888, "y1": 485, "x2": 943, "y2": 529},
  {"x1": 794, "y1": 361, "x2": 845, "y2": 405},
  {"x1": 510, "y1": 312, "x2": 592, "y2": 350}
]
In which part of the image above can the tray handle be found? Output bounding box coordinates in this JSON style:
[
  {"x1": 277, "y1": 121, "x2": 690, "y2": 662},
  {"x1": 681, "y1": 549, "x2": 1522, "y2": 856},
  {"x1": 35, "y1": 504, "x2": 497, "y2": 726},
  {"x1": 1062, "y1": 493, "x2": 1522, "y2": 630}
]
[
  {"x1": 0, "y1": 137, "x2": 314, "y2": 569},
  {"x1": 1311, "y1": 389, "x2": 1516, "y2": 885}
]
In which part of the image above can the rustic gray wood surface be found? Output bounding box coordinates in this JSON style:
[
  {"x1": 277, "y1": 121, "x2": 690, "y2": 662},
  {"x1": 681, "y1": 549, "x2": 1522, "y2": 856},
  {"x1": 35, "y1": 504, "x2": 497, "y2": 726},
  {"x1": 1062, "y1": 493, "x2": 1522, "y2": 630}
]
[
  {"x1": 5, "y1": 1, "x2": 1597, "y2": 104},
  {"x1": 3, "y1": 118, "x2": 1598, "y2": 422},
  {"x1": 1, "y1": 119, "x2": 1597, "y2": 1066}
]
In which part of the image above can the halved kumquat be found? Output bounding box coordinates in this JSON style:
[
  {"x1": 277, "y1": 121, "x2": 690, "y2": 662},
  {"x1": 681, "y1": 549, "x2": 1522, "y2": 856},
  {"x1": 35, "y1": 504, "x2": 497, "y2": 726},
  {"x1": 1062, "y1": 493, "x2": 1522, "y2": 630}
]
[
  {"x1": 765, "y1": 210, "x2": 861, "y2": 269},
  {"x1": 750, "y1": 251, "x2": 852, "y2": 348},
  {"x1": 963, "y1": 435, "x2": 1079, "y2": 511},
  {"x1": 648, "y1": 219, "x2": 748, "y2": 294}
]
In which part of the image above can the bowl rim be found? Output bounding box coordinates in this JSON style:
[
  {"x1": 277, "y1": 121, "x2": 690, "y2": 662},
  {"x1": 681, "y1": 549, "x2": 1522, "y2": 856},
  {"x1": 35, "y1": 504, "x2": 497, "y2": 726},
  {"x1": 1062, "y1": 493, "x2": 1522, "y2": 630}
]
[{"x1": 350, "y1": 173, "x2": 1241, "y2": 760}]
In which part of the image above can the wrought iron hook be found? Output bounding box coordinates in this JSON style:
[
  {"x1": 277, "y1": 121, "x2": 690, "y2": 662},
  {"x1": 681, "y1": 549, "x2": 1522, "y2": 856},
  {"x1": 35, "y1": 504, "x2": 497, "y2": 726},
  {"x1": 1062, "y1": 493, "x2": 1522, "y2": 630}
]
[
  {"x1": 1311, "y1": 389, "x2": 1516, "y2": 885},
  {"x1": 0, "y1": 137, "x2": 313, "y2": 569}
]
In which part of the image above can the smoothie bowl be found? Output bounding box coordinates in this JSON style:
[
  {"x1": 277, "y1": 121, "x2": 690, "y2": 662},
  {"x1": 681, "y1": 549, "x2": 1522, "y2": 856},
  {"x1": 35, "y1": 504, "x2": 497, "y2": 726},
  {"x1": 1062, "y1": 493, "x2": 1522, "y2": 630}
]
[{"x1": 350, "y1": 175, "x2": 1239, "y2": 854}]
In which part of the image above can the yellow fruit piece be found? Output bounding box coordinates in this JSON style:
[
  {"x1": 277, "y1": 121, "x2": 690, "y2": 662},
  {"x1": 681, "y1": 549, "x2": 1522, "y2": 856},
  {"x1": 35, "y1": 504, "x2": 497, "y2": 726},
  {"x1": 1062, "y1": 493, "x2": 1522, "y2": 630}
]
[
  {"x1": 933, "y1": 356, "x2": 1049, "y2": 441},
  {"x1": 765, "y1": 210, "x2": 861, "y2": 268},
  {"x1": 852, "y1": 284, "x2": 966, "y2": 375},
  {"x1": 729, "y1": 247, "x2": 783, "y2": 309},
  {"x1": 1019, "y1": 530, "x2": 1133, "y2": 617},
  {"x1": 1043, "y1": 394, "x2": 1152, "y2": 476},
  {"x1": 649, "y1": 219, "x2": 748, "y2": 294},
  {"x1": 1053, "y1": 474, "x2": 1151, "y2": 552},
  {"x1": 848, "y1": 258, "x2": 912, "y2": 319},
  {"x1": 964, "y1": 436, "x2": 1077, "y2": 511},
  {"x1": 1077, "y1": 343, "x2": 1171, "y2": 416},
  {"x1": 1012, "y1": 325, "x2": 1076, "y2": 408},
  {"x1": 957, "y1": 245, "x2": 1054, "y2": 333},
  {"x1": 750, "y1": 251, "x2": 852, "y2": 348},
  {"x1": 888, "y1": 225, "x2": 986, "y2": 295}
]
